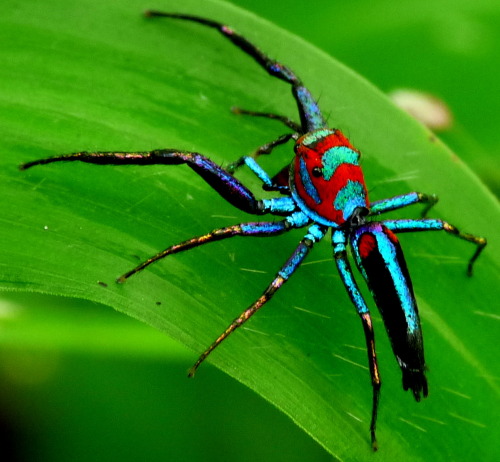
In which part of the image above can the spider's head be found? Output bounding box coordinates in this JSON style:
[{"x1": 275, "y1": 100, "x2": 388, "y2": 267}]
[{"x1": 290, "y1": 128, "x2": 369, "y2": 227}]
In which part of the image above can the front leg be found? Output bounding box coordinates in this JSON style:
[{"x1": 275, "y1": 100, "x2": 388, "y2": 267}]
[{"x1": 21, "y1": 149, "x2": 269, "y2": 216}]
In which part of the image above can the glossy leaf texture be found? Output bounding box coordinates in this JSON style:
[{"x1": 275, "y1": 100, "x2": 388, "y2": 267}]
[{"x1": 1, "y1": 1, "x2": 499, "y2": 461}]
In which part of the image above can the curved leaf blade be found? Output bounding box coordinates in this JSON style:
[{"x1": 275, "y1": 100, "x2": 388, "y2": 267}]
[{"x1": 1, "y1": 1, "x2": 498, "y2": 460}]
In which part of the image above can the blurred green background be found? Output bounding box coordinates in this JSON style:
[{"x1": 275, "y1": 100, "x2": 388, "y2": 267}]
[{"x1": 1, "y1": 1, "x2": 498, "y2": 461}]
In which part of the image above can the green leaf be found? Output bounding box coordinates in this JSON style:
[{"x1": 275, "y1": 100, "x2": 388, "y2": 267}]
[{"x1": 1, "y1": 1, "x2": 499, "y2": 461}]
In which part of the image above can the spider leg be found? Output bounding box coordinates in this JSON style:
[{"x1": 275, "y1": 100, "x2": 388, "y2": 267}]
[
  {"x1": 333, "y1": 230, "x2": 381, "y2": 450},
  {"x1": 226, "y1": 109, "x2": 299, "y2": 192},
  {"x1": 118, "y1": 211, "x2": 310, "y2": 282},
  {"x1": 226, "y1": 144, "x2": 293, "y2": 195},
  {"x1": 370, "y1": 192, "x2": 439, "y2": 217},
  {"x1": 188, "y1": 223, "x2": 326, "y2": 377},
  {"x1": 226, "y1": 133, "x2": 295, "y2": 173},
  {"x1": 21, "y1": 149, "x2": 277, "y2": 216},
  {"x1": 231, "y1": 107, "x2": 301, "y2": 132},
  {"x1": 384, "y1": 219, "x2": 487, "y2": 276},
  {"x1": 145, "y1": 11, "x2": 327, "y2": 132}
]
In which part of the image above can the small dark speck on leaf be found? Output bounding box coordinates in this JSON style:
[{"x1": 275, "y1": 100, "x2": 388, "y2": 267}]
[
  {"x1": 97, "y1": 281, "x2": 108, "y2": 288},
  {"x1": 156, "y1": 301, "x2": 162, "y2": 306}
]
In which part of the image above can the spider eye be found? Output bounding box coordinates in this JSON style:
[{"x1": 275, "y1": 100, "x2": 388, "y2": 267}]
[{"x1": 311, "y1": 166, "x2": 323, "y2": 178}]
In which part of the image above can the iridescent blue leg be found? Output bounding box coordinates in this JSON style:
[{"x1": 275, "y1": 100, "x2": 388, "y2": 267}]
[
  {"x1": 227, "y1": 154, "x2": 291, "y2": 194},
  {"x1": 188, "y1": 223, "x2": 326, "y2": 377},
  {"x1": 145, "y1": 11, "x2": 327, "y2": 131},
  {"x1": 332, "y1": 230, "x2": 381, "y2": 450},
  {"x1": 20, "y1": 149, "x2": 277, "y2": 216},
  {"x1": 117, "y1": 212, "x2": 310, "y2": 282},
  {"x1": 370, "y1": 192, "x2": 439, "y2": 217},
  {"x1": 227, "y1": 108, "x2": 298, "y2": 189},
  {"x1": 383, "y1": 219, "x2": 487, "y2": 275}
]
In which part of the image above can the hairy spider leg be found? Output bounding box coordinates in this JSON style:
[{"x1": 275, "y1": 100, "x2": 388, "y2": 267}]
[
  {"x1": 370, "y1": 191, "x2": 439, "y2": 218},
  {"x1": 369, "y1": 193, "x2": 486, "y2": 274},
  {"x1": 145, "y1": 11, "x2": 327, "y2": 132},
  {"x1": 188, "y1": 223, "x2": 326, "y2": 377},
  {"x1": 383, "y1": 219, "x2": 487, "y2": 276},
  {"x1": 117, "y1": 213, "x2": 311, "y2": 283},
  {"x1": 20, "y1": 149, "x2": 280, "y2": 216},
  {"x1": 332, "y1": 229, "x2": 381, "y2": 449}
]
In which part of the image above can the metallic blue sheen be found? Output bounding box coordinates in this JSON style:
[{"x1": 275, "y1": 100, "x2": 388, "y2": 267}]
[
  {"x1": 240, "y1": 222, "x2": 286, "y2": 234},
  {"x1": 332, "y1": 229, "x2": 346, "y2": 247},
  {"x1": 334, "y1": 180, "x2": 366, "y2": 221},
  {"x1": 278, "y1": 244, "x2": 310, "y2": 280},
  {"x1": 351, "y1": 223, "x2": 420, "y2": 333},
  {"x1": 335, "y1": 255, "x2": 370, "y2": 314},
  {"x1": 384, "y1": 219, "x2": 444, "y2": 232},
  {"x1": 322, "y1": 146, "x2": 359, "y2": 180},
  {"x1": 305, "y1": 223, "x2": 326, "y2": 242},
  {"x1": 290, "y1": 186, "x2": 340, "y2": 228},
  {"x1": 28, "y1": 12, "x2": 488, "y2": 445},
  {"x1": 244, "y1": 157, "x2": 273, "y2": 187},
  {"x1": 262, "y1": 197, "x2": 296, "y2": 213},
  {"x1": 300, "y1": 128, "x2": 333, "y2": 146},
  {"x1": 299, "y1": 157, "x2": 321, "y2": 204},
  {"x1": 373, "y1": 229, "x2": 419, "y2": 332},
  {"x1": 294, "y1": 86, "x2": 326, "y2": 131},
  {"x1": 370, "y1": 192, "x2": 420, "y2": 214},
  {"x1": 286, "y1": 211, "x2": 309, "y2": 228}
]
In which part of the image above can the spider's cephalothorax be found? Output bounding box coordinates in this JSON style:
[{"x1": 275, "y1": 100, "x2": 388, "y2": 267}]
[
  {"x1": 291, "y1": 128, "x2": 369, "y2": 227},
  {"x1": 20, "y1": 11, "x2": 486, "y2": 449}
]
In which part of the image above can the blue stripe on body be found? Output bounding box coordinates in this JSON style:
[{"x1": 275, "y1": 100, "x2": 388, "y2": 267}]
[
  {"x1": 334, "y1": 180, "x2": 366, "y2": 221},
  {"x1": 290, "y1": 187, "x2": 341, "y2": 228},
  {"x1": 374, "y1": 230, "x2": 419, "y2": 332},
  {"x1": 322, "y1": 146, "x2": 359, "y2": 180},
  {"x1": 299, "y1": 157, "x2": 321, "y2": 204}
]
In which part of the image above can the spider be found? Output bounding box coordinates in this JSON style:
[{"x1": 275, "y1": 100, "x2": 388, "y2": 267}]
[{"x1": 20, "y1": 11, "x2": 487, "y2": 449}]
